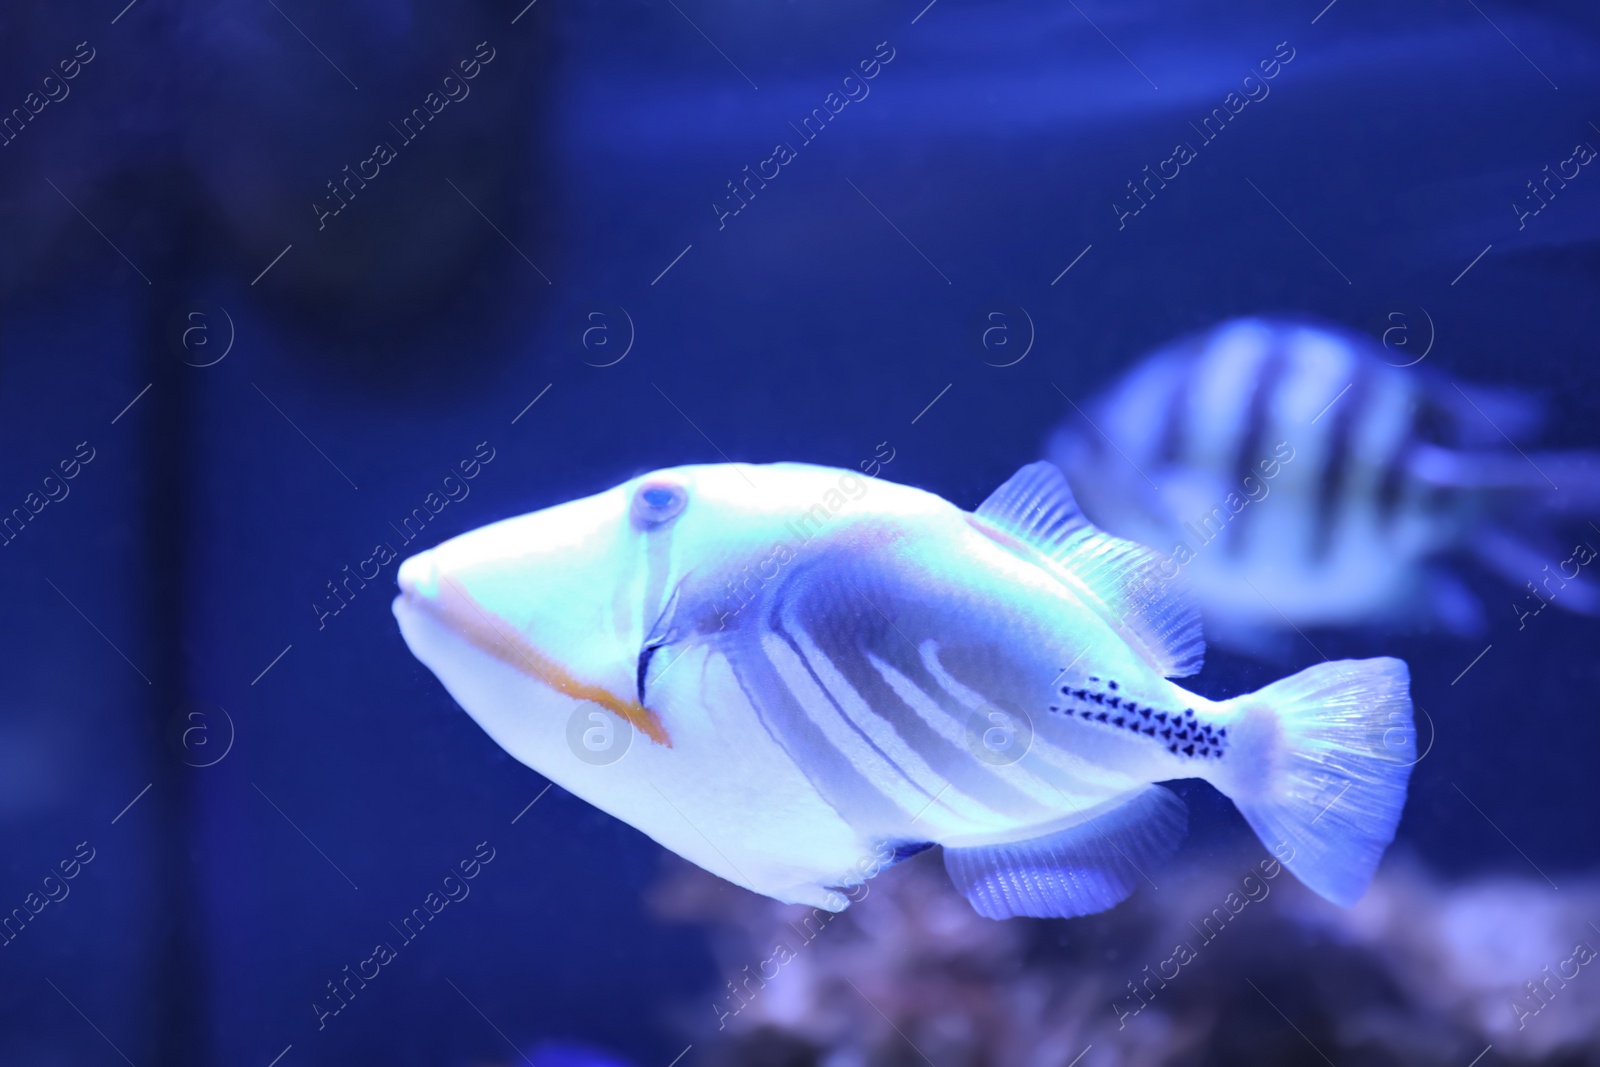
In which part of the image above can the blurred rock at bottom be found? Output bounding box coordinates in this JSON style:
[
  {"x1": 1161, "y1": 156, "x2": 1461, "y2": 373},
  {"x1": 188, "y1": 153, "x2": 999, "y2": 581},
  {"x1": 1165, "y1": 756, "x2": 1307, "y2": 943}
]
[{"x1": 651, "y1": 849, "x2": 1600, "y2": 1066}]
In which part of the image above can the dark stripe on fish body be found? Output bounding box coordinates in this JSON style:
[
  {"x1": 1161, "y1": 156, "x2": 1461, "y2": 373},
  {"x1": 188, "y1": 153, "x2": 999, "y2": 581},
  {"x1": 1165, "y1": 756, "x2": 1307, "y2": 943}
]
[
  {"x1": 715, "y1": 580, "x2": 910, "y2": 831},
  {"x1": 1375, "y1": 398, "x2": 1427, "y2": 528},
  {"x1": 1423, "y1": 480, "x2": 1458, "y2": 516},
  {"x1": 1311, "y1": 364, "x2": 1370, "y2": 563},
  {"x1": 1227, "y1": 334, "x2": 1290, "y2": 558},
  {"x1": 1413, "y1": 392, "x2": 1455, "y2": 446},
  {"x1": 728, "y1": 646, "x2": 907, "y2": 828},
  {"x1": 767, "y1": 608, "x2": 940, "y2": 810},
  {"x1": 1157, "y1": 356, "x2": 1194, "y2": 465},
  {"x1": 806, "y1": 601, "x2": 1041, "y2": 818}
]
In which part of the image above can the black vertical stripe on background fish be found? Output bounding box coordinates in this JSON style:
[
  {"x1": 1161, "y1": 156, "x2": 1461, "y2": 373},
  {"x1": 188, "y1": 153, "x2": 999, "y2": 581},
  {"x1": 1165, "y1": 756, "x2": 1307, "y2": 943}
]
[
  {"x1": 1157, "y1": 361, "x2": 1193, "y2": 465},
  {"x1": 1310, "y1": 361, "x2": 1371, "y2": 563},
  {"x1": 1375, "y1": 403, "x2": 1429, "y2": 528},
  {"x1": 1228, "y1": 333, "x2": 1291, "y2": 557}
]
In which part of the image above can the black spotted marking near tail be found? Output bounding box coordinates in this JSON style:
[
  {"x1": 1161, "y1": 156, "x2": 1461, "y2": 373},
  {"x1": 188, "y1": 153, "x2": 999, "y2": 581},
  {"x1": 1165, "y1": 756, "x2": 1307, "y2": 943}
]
[{"x1": 1048, "y1": 679, "x2": 1227, "y2": 761}]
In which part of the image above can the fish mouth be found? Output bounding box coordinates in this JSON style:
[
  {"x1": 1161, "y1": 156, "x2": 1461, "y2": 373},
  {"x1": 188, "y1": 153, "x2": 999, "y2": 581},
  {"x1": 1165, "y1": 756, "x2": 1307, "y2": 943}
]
[
  {"x1": 393, "y1": 549, "x2": 672, "y2": 747},
  {"x1": 396, "y1": 550, "x2": 440, "y2": 601}
]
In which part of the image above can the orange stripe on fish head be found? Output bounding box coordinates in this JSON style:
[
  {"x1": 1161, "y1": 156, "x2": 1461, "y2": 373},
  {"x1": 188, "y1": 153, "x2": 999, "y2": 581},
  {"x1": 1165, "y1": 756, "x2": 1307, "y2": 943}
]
[{"x1": 437, "y1": 577, "x2": 673, "y2": 748}]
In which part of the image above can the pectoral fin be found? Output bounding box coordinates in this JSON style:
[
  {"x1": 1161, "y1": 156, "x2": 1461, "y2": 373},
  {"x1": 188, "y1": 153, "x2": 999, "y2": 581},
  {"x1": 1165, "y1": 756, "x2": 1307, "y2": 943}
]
[{"x1": 943, "y1": 785, "x2": 1187, "y2": 919}]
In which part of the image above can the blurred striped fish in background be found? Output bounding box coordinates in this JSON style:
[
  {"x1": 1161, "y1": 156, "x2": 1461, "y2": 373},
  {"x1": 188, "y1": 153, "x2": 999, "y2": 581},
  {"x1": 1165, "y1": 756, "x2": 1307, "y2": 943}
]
[{"x1": 1048, "y1": 318, "x2": 1600, "y2": 653}]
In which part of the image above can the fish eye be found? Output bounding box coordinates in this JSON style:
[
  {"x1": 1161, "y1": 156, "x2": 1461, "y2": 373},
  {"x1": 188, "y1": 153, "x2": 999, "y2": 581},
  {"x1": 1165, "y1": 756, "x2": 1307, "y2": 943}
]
[{"x1": 632, "y1": 480, "x2": 687, "y2": 528}]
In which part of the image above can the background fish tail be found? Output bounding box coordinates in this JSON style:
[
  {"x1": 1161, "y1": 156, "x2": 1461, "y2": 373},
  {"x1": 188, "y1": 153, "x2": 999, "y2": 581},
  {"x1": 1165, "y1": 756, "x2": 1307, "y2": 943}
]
[
  {"x1": 1219, "y1": 658, "x2": 1414, "y2": 908},
  {"x1": 1413, "y1": 445, "x2": 1600, "y2": 502},
  {"x1": 1414, "y1": 445, "x2": 1600, "y2": 614}
]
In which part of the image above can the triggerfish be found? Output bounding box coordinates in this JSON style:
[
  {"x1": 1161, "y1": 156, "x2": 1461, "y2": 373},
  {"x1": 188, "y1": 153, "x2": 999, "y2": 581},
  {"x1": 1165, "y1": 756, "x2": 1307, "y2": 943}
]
[
  {"x1": 393, "y1": 461, "x2": 1414, "y2": 918},
  {"x1": 1049, "y1": 317, "x2": 1600, "y2": 653}
]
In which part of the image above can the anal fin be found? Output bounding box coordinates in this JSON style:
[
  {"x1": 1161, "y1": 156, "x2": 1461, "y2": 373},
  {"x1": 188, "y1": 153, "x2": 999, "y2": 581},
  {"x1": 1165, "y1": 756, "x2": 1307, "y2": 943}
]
[{"x1": 943, "y1": 785, "x2": 1186, "y2": 919}]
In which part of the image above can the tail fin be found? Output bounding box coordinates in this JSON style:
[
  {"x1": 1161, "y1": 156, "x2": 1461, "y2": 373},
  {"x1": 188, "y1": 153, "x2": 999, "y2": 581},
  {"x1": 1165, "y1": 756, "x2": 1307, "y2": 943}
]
[
  {"x1": 1410, "y1": 443, "x2": 1600, "y2": 505},
  {"x1": 1222, "y1": 658, "x2": 1414, "y2": 907},
  {"x1": 1410, "y1": 444, "x2": 1600, "y2": 616}
]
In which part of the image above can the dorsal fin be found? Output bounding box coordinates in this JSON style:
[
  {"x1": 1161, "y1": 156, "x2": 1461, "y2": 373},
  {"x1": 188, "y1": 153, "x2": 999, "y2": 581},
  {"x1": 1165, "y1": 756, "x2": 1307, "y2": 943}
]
[{"x1": 971, "y1": 462, "x2": 1205, "y2": 678}]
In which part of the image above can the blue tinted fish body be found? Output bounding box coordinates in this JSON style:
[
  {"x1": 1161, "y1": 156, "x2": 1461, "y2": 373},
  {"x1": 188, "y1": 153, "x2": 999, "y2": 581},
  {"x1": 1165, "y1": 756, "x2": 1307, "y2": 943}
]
[
  {"x1": 394, "y1": 461, "x2": 1412, "y2": 919},
  {"x1": 1050, "y1": 318, "x2": 1600, "y2": 646}
]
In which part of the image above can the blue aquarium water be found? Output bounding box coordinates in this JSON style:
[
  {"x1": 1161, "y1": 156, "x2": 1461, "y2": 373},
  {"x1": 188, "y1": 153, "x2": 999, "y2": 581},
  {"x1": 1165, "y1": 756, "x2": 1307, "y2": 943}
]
[{"x1": 2, "y1": 1, "x2": 1599, "y2": 1064}]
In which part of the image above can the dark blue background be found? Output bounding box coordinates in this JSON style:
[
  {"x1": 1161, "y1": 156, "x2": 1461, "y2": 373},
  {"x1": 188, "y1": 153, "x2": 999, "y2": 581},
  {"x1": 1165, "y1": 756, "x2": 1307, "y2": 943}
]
[{"x1": 2, "y1": 0, "x2": 1597, "y2": 1063}]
